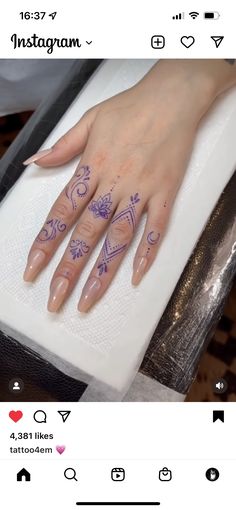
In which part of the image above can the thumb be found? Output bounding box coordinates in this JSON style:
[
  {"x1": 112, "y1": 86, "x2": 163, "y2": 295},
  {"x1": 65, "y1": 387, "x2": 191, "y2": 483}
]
[{"x1": 23, "y1": 107, "x2": 97, "y2": 167}]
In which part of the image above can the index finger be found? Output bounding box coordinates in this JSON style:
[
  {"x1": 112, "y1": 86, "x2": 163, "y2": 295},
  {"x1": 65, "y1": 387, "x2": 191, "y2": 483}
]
[{"x1": 23, "y1": 164, "x2": 97, "y2": 281}]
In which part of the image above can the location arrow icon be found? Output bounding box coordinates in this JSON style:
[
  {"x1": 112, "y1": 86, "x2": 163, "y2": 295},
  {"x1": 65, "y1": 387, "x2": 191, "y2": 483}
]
[
  {"x1": 58, "y1": 411, "x2": 71, "y2": 423},
  {"x1": 211, "y1": 36, "x2": 224, "y2": 48}
]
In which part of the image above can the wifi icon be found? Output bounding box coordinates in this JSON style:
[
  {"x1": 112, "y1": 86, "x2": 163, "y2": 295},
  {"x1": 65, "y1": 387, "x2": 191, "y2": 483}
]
[{"x1": 189, "y1": 11, "x2": 199, "y2": 19}]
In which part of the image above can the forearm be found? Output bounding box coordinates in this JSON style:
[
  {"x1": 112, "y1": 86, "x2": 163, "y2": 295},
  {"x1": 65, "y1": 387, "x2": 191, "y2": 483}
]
[
  {"x1": 199, "y1": 58, "x2": 236, "y2": 96},
  {"x1": 136, "y1": 59, "x2": 236, "y2": 125}
]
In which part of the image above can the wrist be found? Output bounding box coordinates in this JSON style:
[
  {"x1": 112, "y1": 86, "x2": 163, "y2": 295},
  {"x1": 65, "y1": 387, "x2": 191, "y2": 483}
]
[{"x1": 137, "y1": 59, "x2": 236, "y2": 126}]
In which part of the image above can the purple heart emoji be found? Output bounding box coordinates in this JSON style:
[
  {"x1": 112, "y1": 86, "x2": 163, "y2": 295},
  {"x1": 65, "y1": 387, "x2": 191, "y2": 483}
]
[{"x1": 56, "y1": 445, "x2": 66, "y2": 455}]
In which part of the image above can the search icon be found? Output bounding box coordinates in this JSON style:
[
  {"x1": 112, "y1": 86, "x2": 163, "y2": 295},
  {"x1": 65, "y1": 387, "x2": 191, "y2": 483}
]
[
  {"x1": 64, "y1": 468, "x2": 78, "y2": 481},
  {"x1": 33, "y1": 410, "x2": 47, "y2": 423}
]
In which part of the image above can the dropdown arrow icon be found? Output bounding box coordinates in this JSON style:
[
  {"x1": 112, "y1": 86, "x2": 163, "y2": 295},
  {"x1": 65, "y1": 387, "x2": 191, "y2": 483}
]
[{"x1": 86, "y1": 41, "x2": 92, "y2": 45}]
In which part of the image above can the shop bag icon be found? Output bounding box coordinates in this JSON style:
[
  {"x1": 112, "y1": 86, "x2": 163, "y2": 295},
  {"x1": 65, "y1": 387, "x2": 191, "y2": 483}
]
[{"x1": 159, "y1": 467, "x2": 172, "y2": 482}]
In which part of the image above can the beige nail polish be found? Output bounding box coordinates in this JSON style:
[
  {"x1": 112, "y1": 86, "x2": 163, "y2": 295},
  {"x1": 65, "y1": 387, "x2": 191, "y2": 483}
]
[
  {"x1": 132, "y1": 256, "x2": 148, "y2": 286},
  {"x1": 47, "y1": 277, "x2": 69, "y2": 313},
  {"x1": 78, "y1": 277, "x2": 101, "y2": 313},
  {"x1": 23, "y1": 250, "x2": 46, "y2": 282},
  {"x1": 23, "y1": 148, "x2": 53, "y2": 165}
]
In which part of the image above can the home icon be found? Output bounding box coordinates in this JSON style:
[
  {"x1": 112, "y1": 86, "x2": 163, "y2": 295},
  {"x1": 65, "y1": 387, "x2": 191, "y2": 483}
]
[{"x1": 17, "y1": 468, "x2": 31, "y2": 482}]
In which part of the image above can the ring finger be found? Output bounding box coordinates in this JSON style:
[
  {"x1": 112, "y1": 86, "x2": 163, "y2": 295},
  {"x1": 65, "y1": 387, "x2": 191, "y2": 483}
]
[{"x1": 78, "y1": 192, "x2": 144, "y2": 313}]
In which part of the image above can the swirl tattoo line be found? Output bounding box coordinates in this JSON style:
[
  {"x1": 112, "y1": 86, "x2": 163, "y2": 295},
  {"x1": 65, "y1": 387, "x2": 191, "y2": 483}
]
[
  {"x1": 37, "y1": 219, "x2": 66, "y2": 242},
  {"x1": 97, "y1": 193, "x2": 140, "y2": 275},
  {"x1": 65, "y1": 165, "x2": 91, "y2": 210},
  {"x1": 69, "y1": 239, "x2": 90, "y2": 260}
]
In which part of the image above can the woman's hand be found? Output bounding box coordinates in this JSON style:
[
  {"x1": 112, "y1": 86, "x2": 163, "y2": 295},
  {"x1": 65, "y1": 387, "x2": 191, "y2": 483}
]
[{"x1": 23, "y1": 59, "x2": 236, "y2": 312}]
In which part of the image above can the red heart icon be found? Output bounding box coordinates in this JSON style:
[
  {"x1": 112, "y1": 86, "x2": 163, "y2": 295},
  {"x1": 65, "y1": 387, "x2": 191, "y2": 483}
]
[{"x1": 9, "y1": 410, "x2": 23, "y2": 423}]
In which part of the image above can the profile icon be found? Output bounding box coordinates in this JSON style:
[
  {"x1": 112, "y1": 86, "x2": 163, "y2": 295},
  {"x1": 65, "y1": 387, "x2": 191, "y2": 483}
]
[
  {"x1": 9, "y1": 378, "x2": 24, "y2": 395},
  {"x1": 205, "y1": 468, "x2": 220, "y2": 482}
]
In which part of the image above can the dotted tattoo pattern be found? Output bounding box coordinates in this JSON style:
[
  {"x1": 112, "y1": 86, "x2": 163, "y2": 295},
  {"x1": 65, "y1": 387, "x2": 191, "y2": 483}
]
[{"x1": 97, "y1": 193, "x2": 140, "y2": 275}]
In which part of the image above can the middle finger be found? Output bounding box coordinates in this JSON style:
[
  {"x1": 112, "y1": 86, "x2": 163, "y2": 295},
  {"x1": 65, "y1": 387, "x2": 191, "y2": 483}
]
[{"x1": 47, "y1": 186, "x2": 119, "y2": 312}]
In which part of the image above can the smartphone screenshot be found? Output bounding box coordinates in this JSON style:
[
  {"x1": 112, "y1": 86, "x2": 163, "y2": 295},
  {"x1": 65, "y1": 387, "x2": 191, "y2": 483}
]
[{"x1": 0, "y1": 1, "x2": 235, "y2": 508}]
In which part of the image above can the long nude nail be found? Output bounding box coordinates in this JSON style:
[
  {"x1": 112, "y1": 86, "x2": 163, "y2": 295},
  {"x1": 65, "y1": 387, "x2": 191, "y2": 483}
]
[
  {"x1": 47, "y1": 277, "x2": 69, "y2": 313},
  {"x1": 132, "y1": 256, "x2": 148, "y2": 286},
  {"x1": 78, "y1": 277, "x2": 101, "y2": 313},
  {"x1": 23, "y1": 250, "x2": 46, "y2": 282},
  {"x1": 23, "y1": 148, "x2": 53, "y2": 165}
]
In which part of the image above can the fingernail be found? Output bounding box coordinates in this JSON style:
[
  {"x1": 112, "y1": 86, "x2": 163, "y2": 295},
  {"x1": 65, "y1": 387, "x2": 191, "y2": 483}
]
[
  {"x1": 23, "y1": 148, "x2": 53, "y2": 165},
  {"x1": 47, "y1": 277, "x2": 69, "y2": 313},
  {"x1": 132, "y1": 256, "x2": 148, "y2": 286},
  {"x1": 23, "y1": 250, "x2": 46, "y2": 282},
  {"x1": 78, "y1": 277, "x2": 101, "y2": 313}
]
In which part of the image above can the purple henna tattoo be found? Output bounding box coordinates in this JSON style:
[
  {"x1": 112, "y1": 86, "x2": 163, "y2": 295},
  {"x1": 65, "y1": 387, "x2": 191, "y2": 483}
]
[
  {"x1": 88, "y1": 193, "x2": 112, "y2": 219},
  {"x1": 69, "y1": 239, "x2": 90, "y2": 260},
  {"x1": 109, "y1": 175, "x2": 120, "y2": 193},
  {"x1": 97, "y1": 238, "x2": 127, "y2": 275},
  {"x1": 130, "y1": 193, "x2": 140, "y2": 205},
  {"x1": 97, "y1": 262, "x2": 108, "y2": 276},
  {"x1": 97, "y1": 193, "x2": 140, "y2": 275},
  {"x1": 112, "y1": 193, "x2": 140, "y2": 233},
  {"x1": 61, "y1": 269, "x2": 72, "y2": 278},
  {"x1": 65, "y1": 165, "x2": 91, "y2": 210},
  {"x1": 147, "y1": 231, "x2": 160, "y2": 246},
  {"x1": 37, "y1": 219, "x2": 66, "y2": 242}
]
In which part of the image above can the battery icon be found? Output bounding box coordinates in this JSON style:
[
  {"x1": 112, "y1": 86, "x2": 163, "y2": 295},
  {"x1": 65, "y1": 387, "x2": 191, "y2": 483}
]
[{"x1": 204, "y1": 11, "x2": 220, "y2": 19}]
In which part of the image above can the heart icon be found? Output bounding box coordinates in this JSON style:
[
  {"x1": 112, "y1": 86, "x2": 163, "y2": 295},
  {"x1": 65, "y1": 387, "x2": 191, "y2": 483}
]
[
  {"x1": 56, "y1": 445, "x2": 66, "y2": 455},
  {"x1": 9, "y1": 410, "x2": 23, "y2": 423},
  {"x1": 180, "y1": 36, "x2": 195, "y2": 48}
]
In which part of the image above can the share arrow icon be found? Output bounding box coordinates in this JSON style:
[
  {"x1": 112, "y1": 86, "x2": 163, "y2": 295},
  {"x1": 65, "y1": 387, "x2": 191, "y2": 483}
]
[
  {"x1": 58, "y1": 411, "x2": 71, "y2": 423},
  {"x1": 211, "y1": 36, "x2": 224, "y2": 48}
]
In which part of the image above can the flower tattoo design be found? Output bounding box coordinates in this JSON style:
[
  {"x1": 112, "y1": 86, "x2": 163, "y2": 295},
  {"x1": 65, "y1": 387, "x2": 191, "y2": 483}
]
[
  {"x1": 88, "y1": 193, "x2": 112, "y2": 219},
  {"x1": 69, "y1": 239, "x2": 90, "y2": 260},
  {"x1": 37, "y1": 218, "x2": 66, "y2": 242},
  {"x1": 65, "y1": 165, "x2": 91, "y2": 210},
  {"x1": 147, "y1": 231, "x2": 160, "y2": 245},
  {"x1": 97, "y1": 193, "x2": 140, "y2": 275}
]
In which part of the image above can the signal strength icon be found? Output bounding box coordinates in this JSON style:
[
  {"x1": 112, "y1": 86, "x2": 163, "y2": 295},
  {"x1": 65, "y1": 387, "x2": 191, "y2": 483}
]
[
  {"x1": 189, "y1": 11, "x2": 199, "y2": 19},
  {"x1": 172, "y1": 12, "x2": 185, "y2": 20}
]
